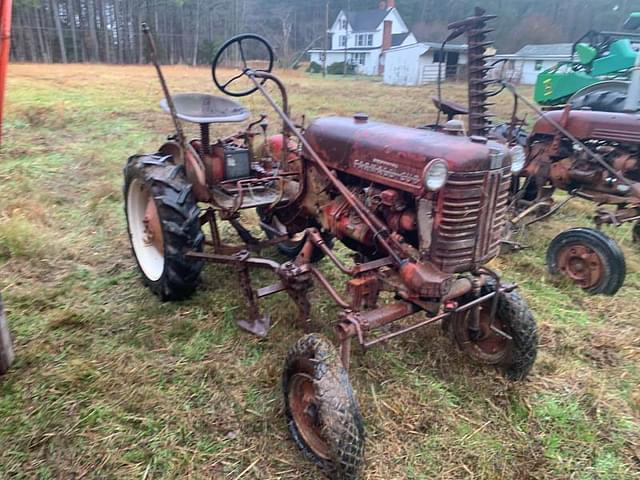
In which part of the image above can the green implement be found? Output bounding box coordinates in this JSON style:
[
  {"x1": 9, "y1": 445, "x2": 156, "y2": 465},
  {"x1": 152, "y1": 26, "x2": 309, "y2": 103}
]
[{"x1": 533, "y1": 13, "x2": 640, "y2": 106}]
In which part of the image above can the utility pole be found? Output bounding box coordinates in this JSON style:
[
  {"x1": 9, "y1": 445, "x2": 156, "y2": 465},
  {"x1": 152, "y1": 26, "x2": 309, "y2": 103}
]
[
  {"x1": 0, "y1": 0, "x2": 12, "y2": 145},
  {"x1": 322, "y1": 0, "x2": 328, "y2": 77},
  {"x1": 343, "y1": 0, "x2": 349, "y2": 75}
]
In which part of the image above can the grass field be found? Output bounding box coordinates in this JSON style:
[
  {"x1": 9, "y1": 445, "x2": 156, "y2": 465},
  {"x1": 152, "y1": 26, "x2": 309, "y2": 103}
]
[{"x1": 1, "y1": 64, "x2": 639, "y2": 479}]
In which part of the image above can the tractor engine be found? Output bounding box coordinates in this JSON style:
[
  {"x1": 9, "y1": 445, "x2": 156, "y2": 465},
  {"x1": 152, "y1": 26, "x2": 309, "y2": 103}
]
[{"x1": 298, "y1": 115, "x2": 513, "y2": 275}]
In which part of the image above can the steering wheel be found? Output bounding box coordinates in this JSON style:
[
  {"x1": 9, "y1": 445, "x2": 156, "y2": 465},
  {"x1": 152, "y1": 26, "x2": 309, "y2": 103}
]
[{"x1": 211, "y1": 33, "x2": 275, "y2": 97}]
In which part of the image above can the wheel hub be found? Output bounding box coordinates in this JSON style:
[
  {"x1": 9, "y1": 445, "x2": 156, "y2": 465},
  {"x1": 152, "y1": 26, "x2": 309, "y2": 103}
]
[
  {"x1": 471, "y1": 306, "x2": 509, "y2": 360},
  {"x1": 127, "y1": 178, "x2": 165, "y2": 282},
  {"x1": 557, "y1": 244, "x2": 604, "y2": 289},
  {"x1": 456, "y1": 303, "x2": 512, "y2": 365},
  {"x1": 288, "y1": 372, "x2": 330, "y2": 460},
  {"x1": 143, "y1": 197, "x2": 164, "y2": 252}
]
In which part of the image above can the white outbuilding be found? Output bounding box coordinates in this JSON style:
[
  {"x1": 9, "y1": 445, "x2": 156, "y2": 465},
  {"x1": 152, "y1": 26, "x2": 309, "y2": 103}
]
[
  {"x1": 493, "y1": 44, "x2": 573, "y2": 85},
  {"x1": 382, "y1": 42, "x2": 468, "y2": 86}
]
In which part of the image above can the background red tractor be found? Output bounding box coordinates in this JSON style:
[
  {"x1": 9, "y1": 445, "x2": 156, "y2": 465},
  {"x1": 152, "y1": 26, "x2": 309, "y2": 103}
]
[
  {"x1": 429, "y1": 9, "x2": 638, "y2": 297},
  {"x1": 124, "y1": 18, "x2": 538, "y2": 478}
]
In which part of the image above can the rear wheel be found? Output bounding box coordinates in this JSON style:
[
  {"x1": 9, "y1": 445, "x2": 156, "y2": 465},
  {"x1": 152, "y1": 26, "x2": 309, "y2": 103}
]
[
  {"x1": 451, "y1": 282, "x2": 538, "y2": 381},
  {"x1": 124, "y1": 153, "x2": 204, "y2": 300},
  {"x1": 283, "y1": 334, "x2": 364, "y2": 479},
  {"x1": 546, "y1": 228, "x2": 625, "y2": 295}
]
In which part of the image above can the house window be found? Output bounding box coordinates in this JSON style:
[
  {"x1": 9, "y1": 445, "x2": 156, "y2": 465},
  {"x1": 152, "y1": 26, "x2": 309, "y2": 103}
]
[
  {"x1": 535, "y1": 60, "x2": 544, "y2": 71},
  {"x1": 339, "y1": 35, "x2": 347, "y2": 47},
  {"x1": 351, "y1": 52, "x2": 366, "y2": 65},
  {"x1": 433, "y1": 51, "x2": 444, "y2": 63},
  {"x1": 356, "y1": 34, "x2": 373, "y2": 47},
  {"x1": 340, "y1": 19, "x2": 347, "y2": 30}
]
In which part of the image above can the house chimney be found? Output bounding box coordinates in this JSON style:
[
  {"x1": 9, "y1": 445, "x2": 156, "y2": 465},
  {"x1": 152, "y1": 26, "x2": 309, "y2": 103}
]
[
  {"x1": 387, "y1": 0, "x2": 395, "y2": 9},
  {"x1": 378, "y1": 1, "x2": 386, "y2": 10},
  {"x1": 382, "y1": 20, "x2": 392, "y2": 51}
]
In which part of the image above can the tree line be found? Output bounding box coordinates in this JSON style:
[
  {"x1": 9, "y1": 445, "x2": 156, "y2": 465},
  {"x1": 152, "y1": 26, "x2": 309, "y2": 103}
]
[{"x1": 9, "y1": 0, "x2": 640, "y2": 65}]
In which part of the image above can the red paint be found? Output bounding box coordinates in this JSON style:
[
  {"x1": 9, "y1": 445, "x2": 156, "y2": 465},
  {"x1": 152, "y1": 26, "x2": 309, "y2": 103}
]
[{"x1": 532, "y1": 110, "x2": 640, "y2": 145}]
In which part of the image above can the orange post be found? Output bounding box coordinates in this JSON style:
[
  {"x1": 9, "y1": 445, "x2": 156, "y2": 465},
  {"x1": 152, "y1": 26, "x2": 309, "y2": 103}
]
[{"x1": 0, "y1": 0, "x2": 12, "y2": 145}]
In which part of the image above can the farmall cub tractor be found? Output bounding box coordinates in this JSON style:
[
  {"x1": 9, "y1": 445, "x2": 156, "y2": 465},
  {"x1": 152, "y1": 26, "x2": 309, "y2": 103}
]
[{"x1": 124, "y1": 24, "x2": 538, "y2": 478}]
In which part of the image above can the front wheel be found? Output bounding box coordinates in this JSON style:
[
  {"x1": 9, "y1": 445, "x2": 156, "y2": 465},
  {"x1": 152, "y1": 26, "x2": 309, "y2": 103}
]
[
  {"x1": 124, "y1": 153, "x2": 204, "y2": 300},
  {"x1": 450, "y1": 283, "x2": 538, "y2": 381},
  {"x1": 546, "y1": 228, "x2": 626, "y2": 295},
  {"x1": 283, "y1": 334, "x2": 364, "y2": 479}
]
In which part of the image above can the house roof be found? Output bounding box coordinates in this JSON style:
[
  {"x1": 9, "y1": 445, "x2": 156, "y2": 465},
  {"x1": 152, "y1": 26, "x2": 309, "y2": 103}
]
[
  {"x1": 392, "y1": 32, "x2": 410, "y2": 47},
  {"x1": 422, "y1": 42, "x2": 468, "y2": 52},
  {"x1": 345, "y1": 9, "x2": 391, "y2": 32},
  {"x1": 510, "y1": 43, "x2": 573, "y2": 59}
]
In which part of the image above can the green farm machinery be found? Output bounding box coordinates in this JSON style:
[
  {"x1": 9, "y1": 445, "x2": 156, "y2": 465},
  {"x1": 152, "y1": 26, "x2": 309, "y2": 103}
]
[{"x1": 534, "y1": 12, "x2": 640, "y2": 112}]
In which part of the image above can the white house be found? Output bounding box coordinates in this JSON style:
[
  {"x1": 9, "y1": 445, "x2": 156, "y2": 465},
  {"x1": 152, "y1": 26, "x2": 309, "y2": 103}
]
[
  {"x1": 383, "y1": 42, "x2": 468, "y2": 86},
  {"x1": 308, "y1": 0, "x2": 416, "y2": 76},
  {"x1": 493, "y1": 44, "x2": 573, "y2": 85}
]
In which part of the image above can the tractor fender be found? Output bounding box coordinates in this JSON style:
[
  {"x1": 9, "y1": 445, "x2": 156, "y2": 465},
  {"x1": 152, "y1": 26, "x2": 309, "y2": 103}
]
[{"x1": 159, "y1": 140, "x2": 209, "y2": 201}]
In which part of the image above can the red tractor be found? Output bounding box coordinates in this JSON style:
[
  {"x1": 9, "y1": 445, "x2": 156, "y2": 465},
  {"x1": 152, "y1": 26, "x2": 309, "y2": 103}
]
[
  {"x1": 124, "y1": 20, "x2": 538, "y2": 478},
  {"x1": 429, "y1": 9, "x2": 638, "y2": 296},
  {"x1": 507, "y1": 106, "x2": 639, "y2": 295}
]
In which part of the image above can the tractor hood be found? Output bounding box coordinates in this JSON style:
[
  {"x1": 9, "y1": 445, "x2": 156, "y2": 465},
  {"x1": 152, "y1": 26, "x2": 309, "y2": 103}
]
[
  {"x1": 532, "y1": 110, "x2": 640, "y2": 145},
  {"x1": 303, "y1": 116, "x2": 510, "y2": 194}
]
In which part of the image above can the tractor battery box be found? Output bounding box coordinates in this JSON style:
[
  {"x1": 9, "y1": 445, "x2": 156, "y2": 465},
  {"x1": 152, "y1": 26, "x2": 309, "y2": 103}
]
[{"x1": 223, "y1": 145, "x2": 251, "y2": 180}]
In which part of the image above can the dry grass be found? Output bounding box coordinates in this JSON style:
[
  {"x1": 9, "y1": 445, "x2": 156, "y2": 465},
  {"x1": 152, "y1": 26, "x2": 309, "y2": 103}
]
[{"x1": 0, "y1": 64, "x2": 639, "y2": 480}]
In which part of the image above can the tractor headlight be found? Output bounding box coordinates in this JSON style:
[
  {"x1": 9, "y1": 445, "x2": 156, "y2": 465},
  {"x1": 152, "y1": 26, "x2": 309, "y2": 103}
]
[
  {"x1": 510, "y1": 145, "x2": 526, "y2": 174},
  {"x1": 423, "y1": 159, "x2": 448, "y2": 191}
]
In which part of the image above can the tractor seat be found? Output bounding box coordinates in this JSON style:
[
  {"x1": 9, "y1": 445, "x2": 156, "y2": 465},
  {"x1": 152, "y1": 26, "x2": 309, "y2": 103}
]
[
  {"x1": 160, "y1": 93, "x2": 250, "y2": 124},
  {"x1": 432, "y1": 96, "x2": 469, "y2": 120}
]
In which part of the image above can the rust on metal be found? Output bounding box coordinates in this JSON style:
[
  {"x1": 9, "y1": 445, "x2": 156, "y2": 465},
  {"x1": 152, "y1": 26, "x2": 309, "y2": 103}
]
[
  {"x1": 288, "y1": 363, "x2": 331, "y2": 459},
  {"x1": 556, "y1": 243, "x2": 605, "y2": 289},
  {"x1": 142, "y1": 196, "x2": 164, "y2": 252}
]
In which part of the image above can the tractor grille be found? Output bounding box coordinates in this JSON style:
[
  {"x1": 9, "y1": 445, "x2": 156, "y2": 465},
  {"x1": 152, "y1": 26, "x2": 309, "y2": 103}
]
[{"x1": 431, "y1": 167, "x2": 511, "y2": 273}]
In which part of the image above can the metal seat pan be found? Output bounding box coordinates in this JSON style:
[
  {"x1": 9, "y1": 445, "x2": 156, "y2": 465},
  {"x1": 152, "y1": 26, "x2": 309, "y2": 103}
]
[{"x1": 160, "y1": 93, "x2": 250, "y2": 124}]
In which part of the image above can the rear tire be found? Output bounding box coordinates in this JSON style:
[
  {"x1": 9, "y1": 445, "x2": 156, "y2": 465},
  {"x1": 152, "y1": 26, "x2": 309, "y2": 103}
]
[
  {"x1": 283, "y1": 334, "x2": 364, "y2": 479},
  {"x1": 570, "y1": 90, "x2": 637, "y2": 113},
  {"x1": 546, "y1": 228, "x2": 625, "y2": 295},
  {"x1": 124, "y1": 153, "x2": 204, "y2": 301}
]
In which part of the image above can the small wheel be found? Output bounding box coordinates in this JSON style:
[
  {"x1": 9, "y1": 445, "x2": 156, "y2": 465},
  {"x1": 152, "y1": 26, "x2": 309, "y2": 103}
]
[
  {"x1": 283, "y1": 334, "x2": 364, "y2": 479},
  {"x1": 257, "y1": 208, "x2": 332, "y2": 263},
  {"x1": 451, "y1": 282, "x2": 538, "y2": 381},
  {"x1": 0, "y1": 294, "x2": 14, "y2": 376},
  {"x1": 633, "y1": 221, "x2": 640, "y2": 244},
  {"x1": 124, "y1": 153, "x2": 205, "y2": 300},
  {"x1": 546, "y1": 228, "x2": 626, "y2": 295},
  {"x1": 211, "y1": 33, "x2": 275, "y2": 97}
]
